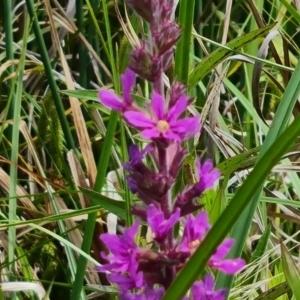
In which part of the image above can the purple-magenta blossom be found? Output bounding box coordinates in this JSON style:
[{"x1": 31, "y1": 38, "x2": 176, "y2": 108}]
[
  {"x1": 196, "y1": 159, "x2": 220, "y2": 191},
  {"x1": 209, "y1": 238, "x2": 245, "y2": 274},
  {"x1": 125, "y1": 145, "x2": 154, "y2": 171},
  {"x1": 178, "y1": 212, "x2": 245, "y2": 274},
  {"x1": 174, "y1": 159, "x2": 220, "y2": 216},
  {"x1": 121, "y1": 286, "x2": 165, "y2": 300},
  {"x1": 147, "y1": 204, "x2": 180, "y2": 242},
  {"x1": 99, "y1": 68, "x2": 136, "y2": 111},
  {"x1": 178, "y1": 211, "x2": 211, "y2": 253},
  {"x1": 107, "y1": 268, "x2": 143, "y2": 291},
  {"x1": 130, "y1": 45, "x2": 162, "y2": 82},
  {"x1": 98, "y1": 221, "x2": 146, "y2": 290},
  {"x1": 152, "y1": 21, "x2": 181, "y2": 55},
  {"x1": 124, "y1": 92, "x2": 199, "y2": 141},
  {"x1": 189, "y1": 274, "x2": 227, "y2": 300}
]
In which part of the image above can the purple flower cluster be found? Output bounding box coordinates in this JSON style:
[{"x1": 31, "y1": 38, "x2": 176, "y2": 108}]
[{"x1": 97, "y1": 0, "x2": 245, "y2": 299}]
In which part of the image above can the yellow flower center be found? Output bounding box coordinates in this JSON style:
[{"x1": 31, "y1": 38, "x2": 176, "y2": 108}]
[
  {"x1": 157, "y1": 120, "x2": 170, "y2": 133},
  {"x1": 188, "y1": 240, "x2": 200, "y2": 252}
]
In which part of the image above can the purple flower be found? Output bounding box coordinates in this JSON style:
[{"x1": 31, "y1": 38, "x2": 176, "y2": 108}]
[
  {"x1": 121, "y1": 286, "x2": 165, "y2": 300},
  {"x1": 147, "y1": 204, "x2": 180, "y2": 242},
  {"x1": 169, "y1": 81, "x2": 186, "y2": 108},
  {"x1": 178, "y1": 211, "x2": 211, "y2": 253},
  {"x1": 174, "y1": 159, "x2": 220, "y2": 215},
  {"x1": 195, "y1": 159, "x2": 220, "y2": 191},
  {"x1": 98, "y1": 221, "x2": 148, "y2": 290},
  {"x1": 209, "y1": 238, "x2": 245, "y2": 274},
  {"x1": 178, "y1": 212, "x2": 245, "y2": 275},
  {"x1": 99, "y1": 68, "x2": 136, "y2": 111},
  {"x1": 124, "y1": 145, "x2": 154, "y2": 171},
  {"x1": 152, "y1": 21, "x2": 181, "y2": 55},
  {"x1": 124, "y1": 92, "x2": 199, "y2": 141},
  {"x1": 125, "y1": 0, "x2": 153, "y2": 23},
  {"x1": 189, "y1": 274, "x2": 227, "y2": 300}
]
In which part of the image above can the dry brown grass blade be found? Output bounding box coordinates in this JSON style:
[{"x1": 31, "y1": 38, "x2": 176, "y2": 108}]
[
  {"x1": 245, "y1": 0, "x2": 290, "y2": 83},
  {"x1": 16, "y1": 120, "x2": 99, "y2": 284},
  {"x1": 67, "y1": 150, "x2": 90, "y2": 207},
  {"x1": 51, "y1": 192, "x2": 100, "y2": 285},
  {"x1": 0, "y1": 282, "x2": 46, "y2": 299},
  {"x1": 201, "y1": 64, "x2": 229, "y2": 126},
  {"x1": 206, "y1": 0, "x2": 232, "y2": 158},
  {"x1": 44, "y1": 0, "x2": 97, "y2": 186},
  {"x1": 0, "y1": 168, "x2": 43, "y2": 219},
  {"x1": 0, "y1": 59, "x2": 39, "y2": 77}
]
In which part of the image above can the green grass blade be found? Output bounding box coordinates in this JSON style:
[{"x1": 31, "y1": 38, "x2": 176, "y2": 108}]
[
  {"x1": 188, "y1": 23, "x2": 276, "y2": 87},
  {"x1": 79, "y1": 187, "x2": 126, "y2": 220},
  {"x1": 175, "y1": 0, "x2": 195, "y2": 84},
  {"x1": 253, "y1": 282, "x2": 291, "y2": 300},
  {"x1": 72, "y1": 0, "x2": 121, "y2": 298},
  {"x1": 281, "y1": 243, "x2": 300, "y2": 300},
  {"x1": 8, "y1": 10, "x2": 29, "y2": 283},
  {"x1": 25, "y1": 0, "x2": 75, "y2": 151},
  {"x1": 217, "y1": 45, "x2": 300, "y2": 291},
  {"x1": 3, "y1": 0, "x2": 14, "y2": 125},
  {"x1": 162, "y1": 114, "x2": 300, "y2": 300}
]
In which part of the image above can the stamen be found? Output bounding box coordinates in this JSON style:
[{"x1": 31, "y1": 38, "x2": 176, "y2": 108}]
[{"x1": 157, "y1": 120, "x2": 170, "y2": 133}]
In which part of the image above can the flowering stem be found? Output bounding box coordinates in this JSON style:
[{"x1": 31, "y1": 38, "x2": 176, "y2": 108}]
[{"x1": 157, "y1": 146, "x2": 171, "y2": 217}]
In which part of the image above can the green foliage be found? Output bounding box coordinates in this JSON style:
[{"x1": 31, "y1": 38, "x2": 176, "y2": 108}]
[{"x1": 37, "y1": 92, "x2": 65, "y2": 171}]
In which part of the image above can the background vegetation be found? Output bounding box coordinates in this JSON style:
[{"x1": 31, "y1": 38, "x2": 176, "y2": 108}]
[{"x1": 1, "y1": 0, "x2": 300, "y2": 299}]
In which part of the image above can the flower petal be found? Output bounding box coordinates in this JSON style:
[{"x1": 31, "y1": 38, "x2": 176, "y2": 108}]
[
  {"x1": 151, "y1": 92, "x2": 165, "y2": 120},
  {"x1": 122, "y1": 68, "x2": 136, "y2": 105},
  {"x1": 210, "y1": 258, "x2": 245, "y2": 274},
  {"x1": 211, "y1": 238, "x2": 235, "y2": 261},
  {"x1": 171, "y1": 117, "x2": 200, "y2": 135},
  {"x1": 167, "y1": 94, "x2": 188, "y2": 122},
  {"x1": 99, "y1": 90, "x2": 125, "y2": 111},
  {"x1": 124, "y1": 111, "x2": 155, "y2": 128},
  {"x1": 162, "y1": 130, "x2": 182, "y2": 141},
  {"x1": 141, "y1": 128, "x2": 160, "y2": 139}
]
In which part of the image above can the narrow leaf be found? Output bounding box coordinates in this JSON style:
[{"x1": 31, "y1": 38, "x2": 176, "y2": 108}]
[
  {"x1": 79, "y1": 187, "x2": 126, "y2": 220},
  {"x1": 189, "y1": 23, "x2": 276, "y2": 87},
  {"x1": 281, "y1": 243, "x2": 300, "y2": 300}
]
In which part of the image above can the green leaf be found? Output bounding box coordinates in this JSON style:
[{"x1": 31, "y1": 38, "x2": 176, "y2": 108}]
[
  {"x1": 253, "y1": 282, "x2": 291, "y2": 300},
  {"x1": 217, "y1": 146, "x2": 260, "y2": 176},
  {"x1": 281, "y1": 243, "x2": 300, "y2": 300},
  {"x1": 162, "y1": 114, "x2": 300, "y2": 300},
  {"x1": 250, "y1": 224, "x2": 271, "y2": 264},
  {"x1": 188, "y1": 23, "x2": 276, "y2": 87},
  {"x1": 60, "y1": 89, "x2": 99, "y2": 101},
  {"x1": 175, "y1": 0, "x2": 195, "y2": 84},
  {"x1": 79, "y1": 187, "x2": 126, "y2": 220}
]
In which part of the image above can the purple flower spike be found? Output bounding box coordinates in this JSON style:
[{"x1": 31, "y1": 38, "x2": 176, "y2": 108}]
[
  {"x1": 147, "y1": 204, "x2": 180, "y2": 242},
  {"x1": 190, "y1": 274, "x2": 227, "y2": 300},
  {"x1": 99, "y1": 68, "x2": 135, "y2": 112},
  {"x1": 124, "y1": 92, "x2": 200, "y2": 141},
  {"x1": 209, "y1": 238, "x2": 245, "y2": 274}
]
